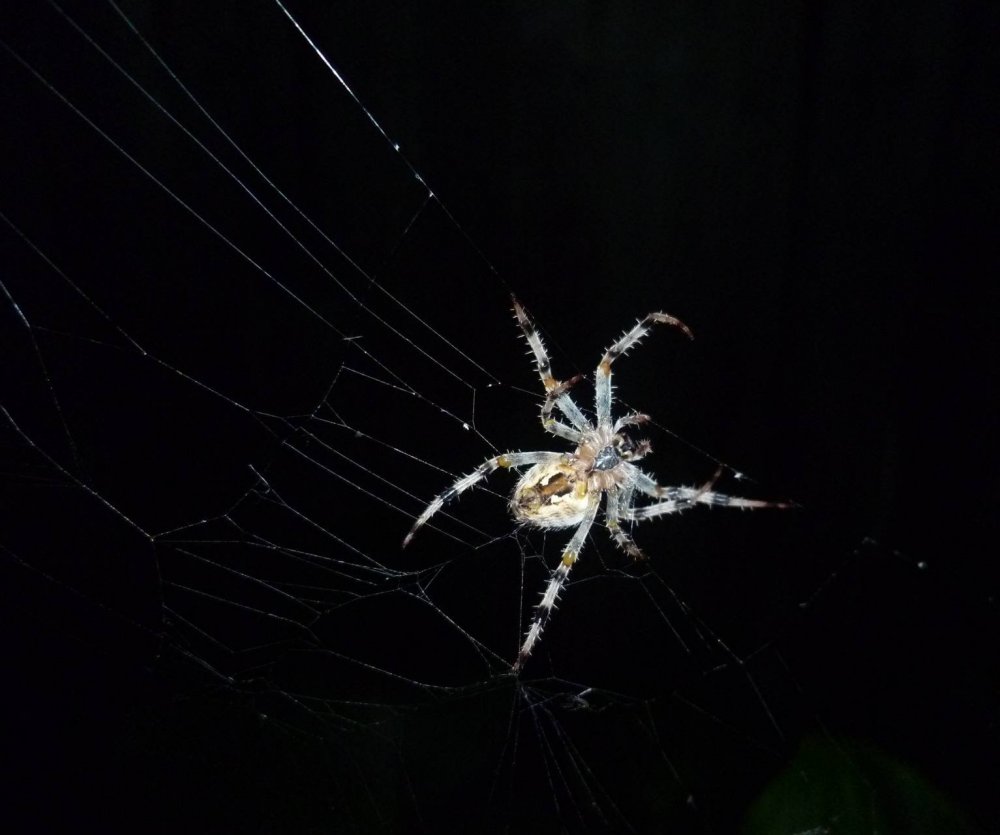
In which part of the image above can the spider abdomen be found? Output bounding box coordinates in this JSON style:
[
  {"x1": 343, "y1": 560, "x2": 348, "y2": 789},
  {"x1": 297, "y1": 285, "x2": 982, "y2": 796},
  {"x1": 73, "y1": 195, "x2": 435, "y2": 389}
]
[{"x1": 510, "y1": 459, "x2": 591, "y2": 529}]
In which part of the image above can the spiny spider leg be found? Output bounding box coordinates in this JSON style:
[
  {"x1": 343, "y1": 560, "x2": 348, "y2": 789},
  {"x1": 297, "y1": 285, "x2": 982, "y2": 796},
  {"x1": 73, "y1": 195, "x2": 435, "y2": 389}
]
[
  {"x1": 514, "y1": 492, "x2": 601, "y2": 670},
  {"x1": 402, "y1": 451, "x2": 559, "y2": 547},
  {"x1": 512, "y1": 296, "x2": 592, "y2": 432},
  {"x1": 612, "y1": 413, "x2": 652, "y2": 461},
  {"x1": 596, "y1": 313, "x2": 693, "y2": 426},
  {"x1": 614, "y1": 412, "x2": 650, "y2": 432},
  {"x1": 619, "y1": 468, "x2": 720, "y2": 521},
  {"x1": 541, "y1": 374, "x2": 585, "y2": 442},
  {"x1": 605, "y1": 486, "x2": 644, "y2": 558},
  {"x1": 629, "y1": 467, "x2": 718, "y2": 500},
  {"x1": 626, "y1": 468, "x2": 791, "y2": 521}
]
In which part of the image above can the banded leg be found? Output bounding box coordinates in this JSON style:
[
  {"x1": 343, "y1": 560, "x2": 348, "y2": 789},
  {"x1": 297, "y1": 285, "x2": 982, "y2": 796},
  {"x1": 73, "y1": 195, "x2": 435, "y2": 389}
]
[
  {"x1": 514, "y1": 492, "x2": 601, "y2": 670},
  {"x1": 614, "y1": 412, "x2": 650, "y2": 432},
  {"x1": 626, "y1": 468, "x2": 790, "y2": 521},
  {"x1": 512, "y1": 296, "x2": 591, "y2": 431},
  {"x1": 596, "y1": 312, "x2": 693, "y2": 426},
  {"x1": 541, "y1": 374, "x2": 585, "y2": 442},
  {"x1": 605, "y1": 485, "x2": 643, "y2": 558},
  {"x1": 403, "y1": 451, "x2": 558, "y2": 547}
]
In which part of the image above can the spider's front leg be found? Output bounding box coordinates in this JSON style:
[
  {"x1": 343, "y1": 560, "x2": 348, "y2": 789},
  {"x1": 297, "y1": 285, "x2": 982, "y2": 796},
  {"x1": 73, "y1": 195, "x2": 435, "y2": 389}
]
[
  {"x1": 596, "y1": 312, "x2": 693, "y2": 426},
  {"x1": 514, "y1": 492, "x2": 601, "y2": 671},
  {"x1": 512, "y1": 296, "x2": 592, "y2": 436},
  {"x1": 403, "y1": 451, "x2": 559, "y2": 547},
  {"x1": 541, "y1": 374, "x2": 585, "y2": 442}
]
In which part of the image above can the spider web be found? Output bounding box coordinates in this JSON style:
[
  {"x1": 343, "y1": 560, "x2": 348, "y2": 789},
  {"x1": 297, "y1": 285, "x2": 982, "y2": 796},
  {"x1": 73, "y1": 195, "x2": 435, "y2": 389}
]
[{"x1": 1, "y1": 2, "x2": 993, "y2": 833}]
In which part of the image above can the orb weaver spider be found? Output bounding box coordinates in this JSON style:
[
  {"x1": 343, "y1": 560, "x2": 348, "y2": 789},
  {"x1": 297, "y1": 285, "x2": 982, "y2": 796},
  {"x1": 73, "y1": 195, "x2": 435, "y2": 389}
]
[{"x1": 404, "y1": 297, "x2": 790, "y2": 670}]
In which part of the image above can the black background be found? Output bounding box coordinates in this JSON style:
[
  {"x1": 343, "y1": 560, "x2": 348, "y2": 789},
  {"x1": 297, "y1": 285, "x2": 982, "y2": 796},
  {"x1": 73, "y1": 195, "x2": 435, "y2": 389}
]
[{"x1": 1, "y1": 2, "x2": 996, "y2": 833}]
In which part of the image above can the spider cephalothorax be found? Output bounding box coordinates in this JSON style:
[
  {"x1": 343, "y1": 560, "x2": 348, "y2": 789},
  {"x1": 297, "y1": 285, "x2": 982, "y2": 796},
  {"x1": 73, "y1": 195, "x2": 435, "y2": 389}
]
[{"x1": 403, "y1": 296, "x2": 789, "y2": 670}]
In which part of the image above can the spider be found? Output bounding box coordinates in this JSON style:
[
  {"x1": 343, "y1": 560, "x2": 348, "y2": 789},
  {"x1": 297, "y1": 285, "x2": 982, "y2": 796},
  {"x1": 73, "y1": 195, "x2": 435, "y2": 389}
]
[{"x1": 403, "y1": 296, "x2": 789, "y2": 670}]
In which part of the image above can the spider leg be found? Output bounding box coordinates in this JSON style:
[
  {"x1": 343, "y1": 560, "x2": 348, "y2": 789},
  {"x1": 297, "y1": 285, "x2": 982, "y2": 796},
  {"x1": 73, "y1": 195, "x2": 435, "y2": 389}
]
[
  {"x1": 605, "y1": 485, "x2": 644, "y2": 559},
  {"x1": 512, "y1": 296, "x2": 591, "y2": 431},
  {"x1": 613, "y1": 412, "x2": 650, "y2": 432},
  {"x1": 623, "y1": 439, "x2": 653, "y2": 463},
  {"x1": 626, "y1": 467, "x2": 791, "y2": 521},
  {"x1": 541, "y1": 374, "x2": 585, "y2": 442},
  {"x1": 612, "y1": 414, "x2": 653, "y2": 462},
  {"x1": 544, "y1": 420, "x2": 583, "y2": 443},
  {"x1": 403, "y1": 451, "x2": 559, "y2": 547},
  {"x1": 514, "y1": 492, "x2": 601, "y2": 670},
  {"x1": 596, "y1": 312, "x2": 693, "y2": 426}
]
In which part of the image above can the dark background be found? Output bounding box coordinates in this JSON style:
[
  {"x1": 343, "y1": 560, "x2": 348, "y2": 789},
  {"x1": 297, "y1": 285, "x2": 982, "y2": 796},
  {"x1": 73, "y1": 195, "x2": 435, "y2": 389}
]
[{"x1": 1, "y1": 1, "x2": 996, "y2": 832}]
